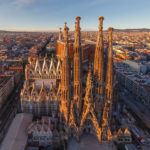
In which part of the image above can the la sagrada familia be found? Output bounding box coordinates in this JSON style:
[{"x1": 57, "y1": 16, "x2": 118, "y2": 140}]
[{"x1": 20, "y1": 16, "x2": 115, "y2": 142}]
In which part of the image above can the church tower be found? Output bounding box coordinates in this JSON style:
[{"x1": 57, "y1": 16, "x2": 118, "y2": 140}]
[
  {"x1": 94, "y1": 16, "x2": 104, "y2": 95},
  {"x1": 73, "y1": 16, "x2": 82, "y2": 115},
  {"x1": 105, "y1": 27, "x2": 113, "y2": 103},
  {"x1": 101, "y1": 27, "x2": 113, "y2": 141},
  {"x1": 80, "y1": 68, "x2": 101, "y2": 142},
  {"x1": 58, "y1": 27, "x2": 63, "y2": 41},
  {"x1": 60, "y1": 23, "x2": 70, "y2": 122},
  {"x1": 93, "y1": 16, "x2": 105, "y2": 119}
]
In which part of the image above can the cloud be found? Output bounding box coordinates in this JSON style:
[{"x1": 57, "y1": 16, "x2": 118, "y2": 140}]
[
  {"x1": 81, "y1": 0, "x2": 114, "y2": 7},
  {"x1": 13, "y1": 0, "x2": 36, "y2": 7}
]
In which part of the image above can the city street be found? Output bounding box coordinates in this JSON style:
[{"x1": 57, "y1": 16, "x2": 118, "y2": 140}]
[
  {"x1": 0, "y1": 77, "x2": 24, "y2": 143},
  {"x1": 67, "y1": 134, "x2": 116, "y2": 150},
  {"x1": 120, "y1": 91, "x2": 150, "y2": 129}
]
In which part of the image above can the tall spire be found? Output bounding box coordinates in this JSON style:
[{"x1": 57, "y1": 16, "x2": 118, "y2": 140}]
[
  {"x1": 58, "y1": 27, "x2": 63, "y2": 41},
  {"x1": 94, "y1": 16, "x2": 104, "y2": 95},
  {"x1": 63, "y1": 23, "x2": 68, "y2": 42},
  {"x1": 74, "y1": 16, "x2": 81, "y2": 47},
  {"x1": 80, "y1": 68, "x2": 101, "y2": 142},
  {"x1": 105, "y1": 27, "x2": 113, "y2": 101},
  {"x1": 60, "y1": 22, "x2": 70, "y2": 122},
  {"x1": 93, "y1": 16, "x2": 104, "y2": 121},
  {"x1": 101, "y1": 27, "x2": 113, "y2": 141},
  {"x1": 73, "y1": 16, "x2": 82, "y2": 115}
]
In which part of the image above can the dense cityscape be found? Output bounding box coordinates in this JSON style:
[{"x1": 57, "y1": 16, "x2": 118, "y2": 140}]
[
  {"x1": 0, "y1": 15, "x2": 150, "y2": 150},
  {"x1": 1, "y1": 0, "x2": 150, "y2": 149}
]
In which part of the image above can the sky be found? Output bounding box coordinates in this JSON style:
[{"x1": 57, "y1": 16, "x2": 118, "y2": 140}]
[{"x1": 0, "y1": 0, "x2": 150, "y2": 31}]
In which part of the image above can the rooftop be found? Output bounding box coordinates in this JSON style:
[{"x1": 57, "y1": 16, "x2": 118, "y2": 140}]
[
  {"x1": 0, "y1": 113, "x2": 33, "y2": 150},
  {"x1": 0, "y1": 76, "x2": 12, "y2": 89},
  {"x1": 68, "y1": 134, "x2": 116, "y2": 150},
  {"x1": 115, "y1": 63, "x2": 150, "y2": 92}
]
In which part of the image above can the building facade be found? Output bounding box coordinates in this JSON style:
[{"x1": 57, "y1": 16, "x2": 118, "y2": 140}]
[
  {"x1": 0, "y1": 76, "x2": 14, "y2": 109},
  {"x1": 115, "y1": 64, "x2": 150, "y2": 107},
  {"x1": 27, "y1": 117, "x2": 63, "y2": 149},
  {"x1": 20, "y1": 16, "x2": 115, "y2": 143}
]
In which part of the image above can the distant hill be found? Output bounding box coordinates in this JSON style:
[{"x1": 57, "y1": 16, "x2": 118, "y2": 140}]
[
  {"x1": 0, "y1": 30, "x2": 28, "y2": 33},
  {"x1": 0, "y1": 28, "x2": 150, "y2": 33},
  {"x1": 0, "y1": 30, "x2": 10, "y2": 33},
  {"x1": 113, "y1": 28, "x2": 150, "y2": 32},
  {"x1": 0, "y1": 30, "x2": 52, "y2": 33}
]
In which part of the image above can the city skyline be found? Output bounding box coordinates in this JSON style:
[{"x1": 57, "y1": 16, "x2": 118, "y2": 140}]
[
  {"x1": 1, "y1": 12, "x2": 150, "y2": 149},
  {"x1": 0, "y1": 0, "x2": 150, "y2": 31}
]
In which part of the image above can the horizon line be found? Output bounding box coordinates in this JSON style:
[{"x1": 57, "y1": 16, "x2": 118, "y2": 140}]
[{"x1": 1, "y1": 28, "x2": 150, "y2": 33}]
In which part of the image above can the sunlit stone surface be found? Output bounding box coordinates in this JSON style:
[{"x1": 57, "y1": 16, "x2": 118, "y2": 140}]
[{"x1": 67, "y1": 134, "x2": 116, "y2": 150}]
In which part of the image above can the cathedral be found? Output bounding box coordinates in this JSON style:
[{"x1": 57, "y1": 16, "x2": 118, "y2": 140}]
[{"x1": 20, "y1": 16, "x2": 115, "y2": 142}]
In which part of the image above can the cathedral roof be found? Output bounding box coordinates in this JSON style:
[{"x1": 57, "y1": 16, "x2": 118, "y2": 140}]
[
  {"x1": 26, "y1": 56, "x2": 61, "y2": 80},
  {"x1": 20, "y1": 81, "x2": 58, "y2": 101},
  {"x1": 124, "y1": 128, "x2": 131, "y2": 136},
  {"x1": 117, "y1": 128, "x2": 124, "y2": 136},
  {"x1": 28, "y1": 119, "x2": 53, "y2": 135}
]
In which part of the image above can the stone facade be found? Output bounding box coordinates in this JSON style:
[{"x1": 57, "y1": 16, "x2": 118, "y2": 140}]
[{"x1": 20, "y1": 16, "x2": 115, "y2": 143}]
